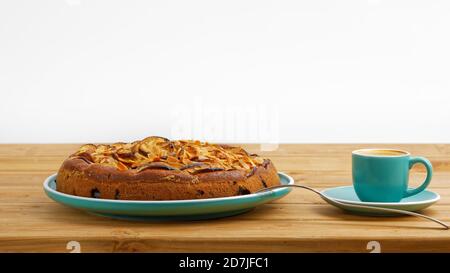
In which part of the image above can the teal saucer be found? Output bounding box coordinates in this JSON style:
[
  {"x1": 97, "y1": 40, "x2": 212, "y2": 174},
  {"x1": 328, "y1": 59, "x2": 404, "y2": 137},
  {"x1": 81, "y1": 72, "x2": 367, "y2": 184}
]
[
  {"x1": 321, "y1": 186, "x2": 440, "y2": 216},
  {"x1": 43, "y1": 172, "x2": 293, "y2": 221}
]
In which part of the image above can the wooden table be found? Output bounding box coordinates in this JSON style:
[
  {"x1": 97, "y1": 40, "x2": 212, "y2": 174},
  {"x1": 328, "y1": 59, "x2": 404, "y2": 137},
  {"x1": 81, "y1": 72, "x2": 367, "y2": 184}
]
[{"x1": 1, "y1": 144, "x2": 449, "y2": 252}]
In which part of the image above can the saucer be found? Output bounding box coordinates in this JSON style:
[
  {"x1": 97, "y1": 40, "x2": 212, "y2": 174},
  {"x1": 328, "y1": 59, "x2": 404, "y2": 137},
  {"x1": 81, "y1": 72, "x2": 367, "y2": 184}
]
[{"x1": 321, "y1": 186, "x2": 440, "y2": 216}]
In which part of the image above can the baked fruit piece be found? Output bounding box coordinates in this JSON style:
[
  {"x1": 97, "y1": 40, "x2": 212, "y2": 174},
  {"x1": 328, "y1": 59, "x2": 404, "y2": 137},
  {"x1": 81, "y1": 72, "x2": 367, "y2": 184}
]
[{"x1": 56, "y1": 136, "x2": 281, "y2": 200}]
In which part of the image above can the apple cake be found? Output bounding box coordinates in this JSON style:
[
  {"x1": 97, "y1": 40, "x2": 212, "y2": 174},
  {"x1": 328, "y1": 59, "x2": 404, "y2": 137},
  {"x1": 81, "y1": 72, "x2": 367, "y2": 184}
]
[{"x1": 56, "y1": 136, "x2": 281, "y2": 200}]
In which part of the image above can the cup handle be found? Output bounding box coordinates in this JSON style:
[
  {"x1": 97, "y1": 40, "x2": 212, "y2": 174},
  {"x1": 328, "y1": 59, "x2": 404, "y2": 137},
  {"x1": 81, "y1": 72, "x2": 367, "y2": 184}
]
[{"x1": 404, "y1": 156, "x2": 433, "y2": 198}]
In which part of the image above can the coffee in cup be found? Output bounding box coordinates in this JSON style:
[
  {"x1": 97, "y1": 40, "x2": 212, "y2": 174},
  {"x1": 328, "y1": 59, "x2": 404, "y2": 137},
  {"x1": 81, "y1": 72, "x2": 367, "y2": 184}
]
[{"x1": 352, "y1": 148, "x2": 433, "y2": 202}]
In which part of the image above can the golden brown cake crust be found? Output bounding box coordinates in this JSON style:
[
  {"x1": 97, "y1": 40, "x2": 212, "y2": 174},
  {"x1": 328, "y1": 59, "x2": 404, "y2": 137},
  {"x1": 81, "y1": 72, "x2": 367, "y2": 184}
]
[{"x1": 56, "y1": 137, "x2": 281, "y2": 200}]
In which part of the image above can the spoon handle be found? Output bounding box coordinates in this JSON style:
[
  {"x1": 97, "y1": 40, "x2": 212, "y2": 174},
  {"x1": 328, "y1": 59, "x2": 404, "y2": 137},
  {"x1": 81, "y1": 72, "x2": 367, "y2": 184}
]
[{"x1": 256, "y1": 184, "x2": 449, "y2": 230}]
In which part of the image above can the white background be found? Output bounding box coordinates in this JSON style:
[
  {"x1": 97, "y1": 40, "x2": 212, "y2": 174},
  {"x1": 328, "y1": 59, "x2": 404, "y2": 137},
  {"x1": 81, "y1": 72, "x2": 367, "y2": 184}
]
[{"x1": 1, "y1": 0, "x2": 450, "y2": 143}]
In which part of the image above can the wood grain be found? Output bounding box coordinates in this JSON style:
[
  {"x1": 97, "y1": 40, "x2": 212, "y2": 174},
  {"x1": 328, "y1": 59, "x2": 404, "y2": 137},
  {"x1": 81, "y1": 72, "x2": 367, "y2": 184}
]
[{"x1": 0, "y1": 144, "x2": 449, "y2": 252}]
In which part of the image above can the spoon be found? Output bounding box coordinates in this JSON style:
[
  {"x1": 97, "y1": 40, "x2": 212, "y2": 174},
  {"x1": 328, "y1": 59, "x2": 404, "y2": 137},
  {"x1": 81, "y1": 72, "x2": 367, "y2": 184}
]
[{"x1": 255, "y1": 184, "x2": 449, "y2": 230}]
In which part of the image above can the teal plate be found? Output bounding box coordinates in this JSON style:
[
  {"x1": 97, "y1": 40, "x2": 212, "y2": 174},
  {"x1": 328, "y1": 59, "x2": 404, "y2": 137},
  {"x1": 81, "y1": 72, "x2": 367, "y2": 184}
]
[
  {"x1": 43, "y1": 172, "x2": 293, "y2": 221},
  {"x1": 321, "y1": 186, "x2": 440, "y2": 216}
]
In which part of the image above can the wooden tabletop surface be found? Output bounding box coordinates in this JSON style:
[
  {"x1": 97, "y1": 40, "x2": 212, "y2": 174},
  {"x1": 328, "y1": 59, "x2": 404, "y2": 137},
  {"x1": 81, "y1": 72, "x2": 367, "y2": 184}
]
[{"x1": 1, "y1": 144, "x2": 449, "y2": 253}]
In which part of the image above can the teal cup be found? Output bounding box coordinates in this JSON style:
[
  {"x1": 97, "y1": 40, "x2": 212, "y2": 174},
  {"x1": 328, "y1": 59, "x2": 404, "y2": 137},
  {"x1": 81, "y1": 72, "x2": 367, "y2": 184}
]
[{"x1": 352, "y1": 149, "x2": 433, "y2": 202}]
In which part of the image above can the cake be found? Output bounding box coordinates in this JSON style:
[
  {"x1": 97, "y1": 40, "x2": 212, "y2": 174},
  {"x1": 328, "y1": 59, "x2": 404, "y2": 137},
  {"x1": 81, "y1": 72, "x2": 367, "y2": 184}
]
[{"x1": 56, "y1": 136, "x2": 281, "y2": 200}]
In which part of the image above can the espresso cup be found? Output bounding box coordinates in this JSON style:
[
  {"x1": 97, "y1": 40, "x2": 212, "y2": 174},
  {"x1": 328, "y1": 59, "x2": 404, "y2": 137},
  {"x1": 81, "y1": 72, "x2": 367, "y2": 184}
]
[{"x1": 352, "y1": 148, "x2": 433, "y2": 202}]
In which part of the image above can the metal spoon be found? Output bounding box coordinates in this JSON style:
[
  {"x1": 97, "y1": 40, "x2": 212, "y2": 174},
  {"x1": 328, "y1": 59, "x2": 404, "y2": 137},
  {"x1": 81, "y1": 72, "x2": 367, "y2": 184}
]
[{"x1": 255, "y1": 184, "x2": 449, "y2": 230}]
